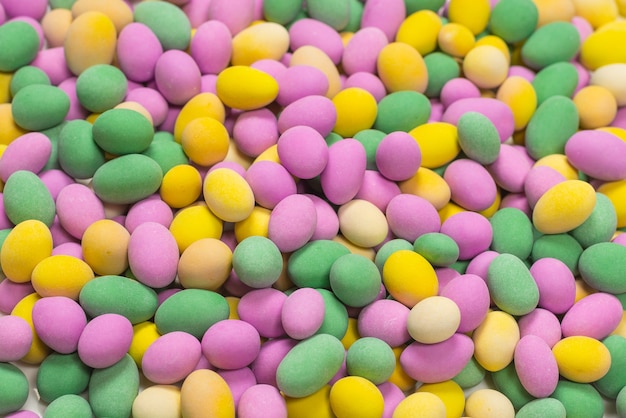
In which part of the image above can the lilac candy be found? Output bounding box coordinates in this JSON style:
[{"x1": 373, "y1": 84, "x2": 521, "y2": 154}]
[
  {"x1": 518, "y1": 308, "x2": 562, "y2": 348},
  {"x1": 238, "y1": 384, "x2": 287, "y2": 418},
  {"x1": 379, "y1": 382, "x2": 405, "y2": 418},
  {"x1": 385, "y1": 194, "x2": 440, "y2": 242},
  {"x1": 0, "y1": 315, "x2": 32, "y2": 362},
  {"x1": 357, "y1": 299, "x2": 411, "y2": 347},
  {"x1": 277, "y1": 95, "x2": 337, "y2": 136},
  {"x1": 128, "y1": 221, "x2": 179, "y2": 289},
  {"x1": 52, "y1": 242, "x2": 83, "y2": 259},
  {"x1": 232, "y1": 108, "x2": 278, "y2": 157},
  {"x1": 565, "y1": 129, "x2": 626, "y2": 181},
  {"x1": 465, "y1": 250, "x2": 499, "y2": 281},
  {"x1": 529, "y1": 257, "x2": 576, "y2": 315},
  {"x1": 126, "y1": 87, "x2": 169, "y2": 127},
  {"x1": 245, "y1": 161, "x2": 297, "y2": 209},
  {"x1": 281, "y1": 287, "x2": 325, "y2": 340},
  {"x1": 341, "y1": 27, "x2": 388, "y2": 75},
  {"x1": 0, "y1": 132, "x2": 52, "y2": 182},
  {"x1": 155, "y1": 50, "x2": 202, "y2": 106},
  {"x1": 440, "y1": 78, "x2": 481, "y2": 108},
  {"x1": 486, "y1": 144, "x2": 533, "y2": 193},
  {"x1": 39, "y1": 169, "x2": 74, "y2": 201},
  {"x1": 77, "y1": 313, "x2": 133, "y2": 369},
  {"x1": 202, "y1": 319, "x2": 261, "y2": 370},
  {"x1": 303, "y1": 194, "x2": 340, "y2": 241},
  {"x1": 30, "y1": 47, "x2": 72, "y2": 85},
  {"x1": 376, "y1": 131, "x2": 421, "y2": 182},
  {"x1": 440, "y1": 212, "x2": 493, "y2": 260},
  {"x1": 275, "y1": 64, "x2": 329, "y2": 106},
  {"x1": 444, "y1": 159, "x2": 497, "y2": 211},
  {"x1": 218, "y1": 367, "x2": 257, "y2": 408},
  {"x1": 354, "y1": 170, "x2": 401, "y2": 212},
  {"x1": 251, "y1": 337, "x2": 297, "y2": 387},
  {"x1": 441, "y1": 274, "x2": 491, "y2": 333},
  {"x1": 344, "y1": 72, "x2": 387, "y2": 102},
  {"x1": 125, "y1": 195, "x2": 174, "y2": 233},
  {"x1": 190, "y1": 20, "x2": 232, "y2": 75},
  {"x1": 32, "y1": 296, "x2": 86, "y2": 354},
  {"x1": 56, "y1": 183, "x2": 106, "y2": 239},
  {"x1": 289, "y1": 19, "x2": 344, "y2": 65},
  {"x1": 320, "y1": 139, "x2": 367, "y2": 205},
  {"x1": 116, "y1": 22, "x2": 163, "y2": 83},
  {"x1": 277, "y1": 125, "x2": 329, "y2": 180},
  {"x1": 142, "y1": 331, "x2": 202, "y2": 384},
  {"x1": 208, "y1": 0, "x2": 254, "y2": 36},
  {"x1": 561, "y1": 292, "x2": 623, "y2": 340},
  {"x1": 238, "y1": 288, "x2": 286, "y2": 338},
  {"x1": 514, "y1": 334, "x2": 559, "y2": 398}
]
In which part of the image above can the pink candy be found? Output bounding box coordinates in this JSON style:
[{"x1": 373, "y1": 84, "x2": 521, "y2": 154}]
[
  {"x1": 32, "y1": 296, "x2": 86, "y2": 354},
  {"x1": 77, "y1": 313, "x2": 133, "y2": 369},
  {"x1": 128, "y1": 221, "x2": 179, "y2": 288},
  {"x1": 142, "y1": 331, "x2": 202, "y2": 384},
  {"x1": 202, "y1": 319, "x2": 261, "y2": 369}
]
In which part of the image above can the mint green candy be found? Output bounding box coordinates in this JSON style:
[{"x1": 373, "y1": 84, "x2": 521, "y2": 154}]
[
  {"x1": 487, "y1": 253, "x2": 539, "y2": 316},
  {"x1": 405, "y1": 0, "x2": 446, "y2": 13},
  {"x1": 617, "y1": 385, "x2": 626, "y2": 418},
  {"x1": 488, "y1": 0, "x2": 539, "y2": 43},
  {"x1": 0, "y1": 21, "x2": 40, "y2": 72},
  {"x1": 531, "y1": 62, "x2": 578, "y2": 105},
  {"x1": 594, "y1": 335, "x2": 626, "y2": 399},
  {"x1": 491, "y1": 363, "x2": 534, "y2": 410},
  {"x1": 41, "y1": 122, "x2": 66, "y2": 171},
  {"x1": 329, "y1": 253, "x2": 382, "y2": 307},
  {"x1": 133, "y1": 1, "x2": 192, "y2": 50},
  {"x1": 92, "y1": 108, "x2": 154, "y2": 155},
  {"x1": 353, "y1": 129, "x2": 386, "y2": 170},
  {"x1": 12, "y1": 84, "x2": 70, "y2": 131},
  {"x1": 570, "y1": 193, "x2": 617, "y2": 248},
  {"x1": 0, "y1": 363, "x2": 29, "y2": 415},
  {"x1": 524, "y1": 96, "x2": 579, "y2": 160},
  {"x1": 58, "y1": 120, "x2": 106, "y2": 179},
  {"x1": 516, "y1": 398, "x2": 566, "y2": 418},
  {"x1": 45, "y1": 394, "x2": 92, "y2": 418},
  {"x1": 9, "y1": 65, "x2": 51, "y2": 97},
  {"x1": 76, "y1": 64, "x2": 128, "y2": 113},
  {"x1": 325, "y1": 131, "x2": 343, "y2": 146},
  {"x1": 37, "y1": 352, "x2": 91, "y2": 403},
  {"x1": 424, "y1": 52, "x2": 460, "y2": 98},
  {"x1": 579, "y1": 242, "x2": 626, "y2": 294},
  {"x1": 306, "y1": 0, "x2": 350, "y2": 30},
  {"x1": 490, "y1": 207, "x2": 534, "y2": 259},
  {"x1": 531, "y1": 233, "x2": 583, "y2": 275},
  {"x1": 521, "y1": 21, "x2": 580, "y2": 70},
  {"x1": 263, "y1": 0, "x2": 302, "y2": 24},
  {"x1": 413, "y1": 232, "x2": 459, "y2": 267},
  {"x1": 142, "y1": 136, "x2": 189, "y2": 175},
  {"x1": 457, "y1": 111, "x2": 501, "y2": 164},
  {"x1": 49, "y1": 0, "x2": 77, "y2": 8},
  {"x1": 79, "y1": 275, "x2": 158, "y2": 324},
  {"x1": 374, "y1": 91, "x2": 431, "y2": 133},
  {"x1": 346, "y1": 337, "x2": 395, "y2": 384},
  {"x1": 550, "y1": 380, "x2": 604, "y2": 418},
  {"x1": 276, "y1": 334, "x2": 345, "y2": 397},
  {"x1": 154, "y1": 289, "x2": 229, "y2": 339},
  {"x1": 344, "y1": 0, "x2": 364, "y2": 33},
  {"x1": 89, "y1": 354, "x2": 139, "y2": 418},
  {"x1": 315, "y1": 288, "x2": 349, "y2": 340},
  {"x1": 233, "y1": 236, "x2": 283, "y2": 288},
  {"x1": 92, "y1": 154, "x2": 163, "y2": 204},
  {"x1": 3, "y1": 170, "x2": 55, "y2": 226},
  {"x1": 288, "y1": 240, "x2": 351, "y2": 289},
  {"x1": 374, "y1": 238, "x2": 414, "y2": 272},
  {"x1": 452, "y1": 357, "x2": 486, "y2": 389}
]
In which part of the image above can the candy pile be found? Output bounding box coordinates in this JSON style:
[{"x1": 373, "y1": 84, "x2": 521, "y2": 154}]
[{"x1": 1, "y1": 0, "x2": 626, "y2": 417}]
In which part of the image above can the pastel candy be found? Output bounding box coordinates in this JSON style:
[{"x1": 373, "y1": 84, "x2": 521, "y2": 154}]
[
  {"x1": 489, "y1": 0, "x2": 539, "y2": 43},
  {"x1": 231, "y1": 22, "x2": 289, "y2": 66},
  {"x1": 444, "y1": 158, "x2": 497, "y2": 211},
  {"x1": 532, "y1": 180, "x2": 596, "y2": 234},
  {"x1": 132, "y1": 1, "x2": 191, "y2": 51},
  {"x1": 55, "y1": 183, "x2": 105, "y2": 239},
  {"x1": 132, "y1": 385, "x2": 182, "y2": 418},
  {"x1": 442, "y1": 97, "x2": 515, "y2": 142},
  {"x1": 342, "y1": 27, "x2": 388, "y2": 75},
  {"x1": 32, "y1": 296, "x2": 86, "y2": 354},
  {"x1": 473, "y1": 310, "x2": 520, "y2": 372},
  {"x1": 128, "y1": 222, "x2": 179, "y2": 289},
  {"x1": 0, "y1": 132, "x2": 52, "y2": 182},
  {"x1": 36, "y1": 352, "x2": 91, "y2": 405},
  {"x1": 529, "y1": 258, "x2": 576, "y2": 315},
  {"x1": 142, "y1": 331, "x2": 202, "y2": 384},
  {"x1": 268, "y1": 194, "x2": 317, "y2": 253},
  {"x1": 521, "y1": 21, "x2": 580, "y2": 70},
  {"x1": 320, "y1": 138, "x2": 367, "y2": 205},
  {"x1": 11, "y1": 84, "x2": 69, "y2": 131},
  {"x1": 92, "y1": 108, "x2": 154, "y2": 155},
  {"x1": 203, "y1": 167, "x2": 255, "y2": 223},
  {"x1": 116, "y1": 22, "x2": 163, "y2": 83},
  {"x1": 406, "y1": 296, "x2": 460, "y2": 344},
  {"x1": 190, "y1": 20, "x2": 232, "y2": 76},
  {"x1": 277, "y1": 126, "x2": 328, "y2": 180},
  {"x1": 1, "y1": 168, "x2": 56, "y2": 226},
  {"x1": 552, "y1": 336, "x2": 611, "y2": 383},
  {"x1": 357, "y1": 299, "x2": 410, "y2": 347},
  {"x1": 31, "y1": 254, "x2": 94, "y2": 300},
  {"x1": 440, "y1": 273, "x2": 490, "y2": 333},
  {"x1": 77, "y1": 313, "x2": 133, "y2": 369},
  {"x1": 0, "y1": 363, "x2": 29, "y2": 416},
  {"x1": 277, "y1": 95, "x2": 337, "y2": 136},
  {"x1": 565, "y1": 129, "x2": 626, "y2": 181},
  {"x1": 64, "y1": 11, "x2": 116, "y2": 75},
  {"x1": 201, "y1": 319, "x2": 260, "y2": 370},
  {"x1": 89, "y1": 354, "x2": 139, "y2": 418},
  {"x1": 1, "y1": 219, "x2": 53, "y2": 283},
  {"x1": 487, "y1": 253, "x2": 539, "y2": 316},
  {"x1": 0, "y1": 315, "x2": 32, "y2": 362},
  {"x1": 57, "y1": 120, "x2": 106, "y2": 180},
  {"x1": 281, "y1": 288, "x2": 325, "y2": 340},
  {"x1": 180, "y1": 369, "x2": 235, "y2": 418},
  {"x1": 0, "y1": 21, "x2": 40, "y2": 72},
  {"x1": 238, "y1": 384, "x2": 287, "y2": 418},
  {"x1": 456, "y1": 111, "x2": 501, "y2": 165},
  {"x1": 376, "y1": 42, "x2": 428, "y2": 93},
  {"x1": 514, "y1": 335, "x2": 559, "y2": 398},
  {"x1": 561, "y1": 292, "x2": 623, "y2": 340}
]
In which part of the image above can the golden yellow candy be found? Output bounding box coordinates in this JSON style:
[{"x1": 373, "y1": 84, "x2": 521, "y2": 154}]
[
  {"x1": 472, "y1": 310, "x2": 520, "y2": 372},
  {"x1": 341, "y1": 317, "x2": 361, "y2": 350},
  {"x1": 462, "y1": 45, "x2": 509, "y2": 90},
  {"x1": 180, "y1": 369, "x2": 235, "y2": 418},
  {"x1": 234, "y1": 206, "x2": 271, "y2": 242},
  {"x1": 399, "y1": 167, "x2": 451, "y2": 210},
  {"x1": 438, "y1": 202, "x2": 465, "y2": 224},
  {"x1": 226, "y1": 296, "x2": 240, "y2": 320},
  {"x1": 0, "y1": 103, "x2": 28, "y2": 145},
  {"x1": 216, "y1": 66, "x2": 279, "y2": 111},
  {"x1": 377, "y1": 42, "x2": 428, "y2": 93},
  {"x1": 1, "y1": 220, "x2": 53, "y2": 283},
  {"x1": 64, "y1": 11, "x2": 117, "y2": 75},
  {"x1": 533, "y1": 154, "x2": 579, "y2": 180},
  {"x1": 393, "y1": 392, "x2": 447, "y2": 418},
  {"x1": 409, "y1": 122, "x2": 460, "y2": 169},
  {"x1": 178, "y1": 238, "x2": 233, "y2": 291},
  {"x1": 173, "y1": 92, "x2": 226, "y2": 143},
  {"x1": 81, "y1": 219, "x2": 130, "y2": 276},
  {"x1": 285, "y1": 385, "x2": 335, "y2": 418},
  {"x1": 416, "y1": 380, "x2": 465, "y2": 418},
  {"x1": 11, "y1": 293, "x2": 50, "y2": 365},
  {"x1": 396, "y1": 10, "x2": 443, "y2": 56},
  {"x1": 181, "y1": 117, "x2": 230, "y2": 168},
  {"x1": 31, "y1": 255, "x2": 94, "y2": 300},
  {"x1": 231, "y1": 22, "x2": 290, "y2": 66},
  {"x1": 573, "y1": 85, "x2": 618, "y2": 129},
  {"x1": 0, "y1": 72, "x2": 11, "y2": 104},
  {"x1": 597, "y1": 179, "x2": 626, "y2": 228},
  {"x1": 496, "y1": 76, "x2": 537, "y2": 131},
  {"x1": 329, "y1": 376, "x2": 384, "y2": 418},
  {"x1": 128, "y1": 321, "x2": 160, "y2": 367},
  {"x1": 160, "y1": 164, "x2": 202, "y2": 209},
  {"x1": 580, "y1": 21, "x2": 626, "y2": 70},
  {"x1": 332, "y1": 87, "x2": 378, "y2": 138},
  {"x1": 437, "y1": 23, "x2": 475, "y2": 58},
  {"x1": 202, "y1": 167, "x2": 255, "y2": 223},
  {"x1": 552, "y1": 336, "x2": 611, "y2": 383},
  {"x1": 382, "y1": 250, "x2": 438, "y2": 308},
  {"x1": 532, "y1": 180, "x2": 596, "y2": 234},
  {"x1": 447, "y1": 0, "x2": 491, "y2": 35},
  {"x1": 169, "y1": 203, "x2": 223, "y2": 253}
]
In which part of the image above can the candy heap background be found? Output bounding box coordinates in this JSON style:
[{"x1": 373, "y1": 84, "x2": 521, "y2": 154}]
[{"x1": 1, "y1": 0, "x2": 626, "y2": 417}]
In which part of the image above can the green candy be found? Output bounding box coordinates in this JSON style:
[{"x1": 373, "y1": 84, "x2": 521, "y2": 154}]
[
  {"x1": 594, "y1": 335, "x2": 626, "y2": 399},
  {"x1": 133, "y1": 1, "x2": 192, "y2": 50},
  {"x1": 92, "y1": 153, "x2": 163, "y2": 204},
  {"x1": 89, "y1": 354, "x2": 139, "y2": 418},
  {"x1": 37, "y1": 352, "x2": 92, "y2": 403},
  {"x1": 92, "y1": 108, "x2": 154, "y2": 155},
  {"x1": 374, "y1": 238, "x2": 414, "y2": 272},
  {"x1": 79, "y1": 275, "x2": 158, "y2": 324},
  {"x1": 0, "y1": 21, "x2": 40, "y2": 72},
  {"x1": 487, "y1": 253, "x2": 539, "y2": 316},
  {"x1": 488, "y1": 0, "x2": 539, "y2": 43},
  {"x1": 491, "y1": 363, "x2": 534, "y2": 410},
  {"x1": 263, "y1": 0, "x2": 302, "y2": 25},
  {"x1": 457, "y1": 111, "x2": 501, "y2": 165},
  {"x1": 490, "y1": 207, "x2": 534, "y2": 259},
  {"x1": 404, "y1": 0, "x2": 446, "y2": 14},
  {"x1": 344, "y1": 0, "x2": 364, "y2": 33},
  {"x1": 345, "y1": 337, "x2": 395, "y2": 385},
  {"x1": 413, "y1": 232, "x2": 459, "y2": 267},
  {"x1": 325, "y1": 132, "x2": 343, "y2": 146},
  {"x1": 524, "y1": 96, "x2": 579, "y2": 160},
  {"x1": 142, "y1": 136, "x2": 190, "y2": 175},
  {"x1": 451, "y1": 357, "x2": 486, "y2": 389},
  {"x1": 49, "y1": 0, "x2": 77, "y2": 8},
  {"x1": 424, "y1": 52, "x2": 460, "y2": 98},
  {"x1": 315, "y1": 288, "x2": 349, "y2": 340},
  {"x1": 521, "y1": 21, "x2": 580, "y2": 70},
  {"x1": 11, "y1": 84, "x2": 70, "y2": 131},
  {"x1": 3, "y1": 170, "x2": 55, "y2": 226},
  {"x1": 617, "y1": 385, "x2": 626, "y2": 418},
  {"x1": 0, "y1": 363, "x2": 29, "y2": 415},
  {"x1": 58, "y1": 120, "x2": 106, "y2": 179},
  {"x1": 374, "y1": 91, "x2": 431, "y2": 133},
  {"x1": 531, "y1": 62, "x2": 579, "y2": 105},
  {"x1": 154, "y1": 289, "x2": 229, "y2": 339},
  {"x1": 306, "y1": 0, "x2": 350, "y2": 30},
  {"x1": 569, "y1": 193, "x2": 617, "y2": 248},
  {"x1": 44, "y1": 394, "x2": 93, "y2": 418},
  {"x1": 76, "y1": 64, "x2": 128, "y2": 113},
  {"x1": 516, "y1": 398, "x2": 566, "y2": 418},
  {"x1": 579, "y1": 242, "x2": 626, "y2": 294},
  {"x1": 550, "y1": 380, "x2": 604, "y2": 418},
  {"x1": 287, "y1": 240, "x2": 351, "y2": 289},
  {"x1": 233, "y1": 236, "x2": 283, "y2": 288},
  {"x1": 9, "y1": 65, "x2": 51, "y2": 97},
  {"x1": 41, "y1": 122, "x2": 66, "y2": 171},
  {"x1": 329, "y1": 253, "x2": 382, "y2": 307},
  {"x1": 276, "y1": 334, "x2": 345, "y2": 397},
  {"x1": 531, "y1": 233, "x2": 583, "y2": 275},
  {"x1": 353, "y1": 129, "x2": 386, "y2": 170}
]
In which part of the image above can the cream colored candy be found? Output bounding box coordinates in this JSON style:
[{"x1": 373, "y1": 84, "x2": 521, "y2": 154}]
[
  {"x1": 132, "y1": 385, "x2": 181, "y2": 418},
  {"x1": 463, "y1": 45, "x2": 509, "y2": 90},
  {"x1": 465, "y1": 389, "x2": 515, "y2": 418},
  {"x1": 590, "y1": 63, "x2": 626, "y2": 106},
  {"x1": 407, "y1": 296, "x2": 461, "y2": 344},
  {"x1": 338, "y1": 199, "x2": 389, "y2": 248}
]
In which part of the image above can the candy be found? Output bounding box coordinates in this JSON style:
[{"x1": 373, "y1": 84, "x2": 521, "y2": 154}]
[
  {"x1": 382, "y1": 249, "x2": 438, "y2": 307},
  {"x1": 406, "y1": 296, "x2": 461, "y2": 344},
  {"x1": 532, "y1": 180, "x2": 596, "y2": 234},
  {"x1": 44, "y1": 393, "x2": 92, "y2": 418},
  {"x1": 0, "y1": 21, "x2": 40, "y2": 72},
  {"x1": 329, "y1": 376, "x2": 384, "y2": 418},
  {"x1": 595, "y1": 335, "x2": 626, "y2": 399},
  {"x1": 77, "y1": 313, "x2": 133, "y2": 369},
  {"x1": 515, "y1": 398, "x2": 567, "y2": 418},
  {"x1": 0, "y1": 315, "x2": 32, "y2": 362},
  {"x1": 487, "y1": 253, "x2": 539, "y2": 316},
  {"x1": 231, "y1": 22, "x2": 289, "y2": 66},
  {"x1": 473, "y1": 310, "x2": 520, "y2": 372},
  {"x1": 465, "y1": 389, "x2": 515, "y2": 418},
  {"x1": 552, "y1": 336, "x2": 611, "y2": 383},
  {"x1": 88, "y1": 354, "x2": 139, "y2": 418},
  {"x1": 0, "y1": 132, "x2": 52, "y2": 182},
  {"x1": 551, "y1": 380, "x2": 604, "y2": 418},
  {"x1": 377, "y1": 42, "x2": 428, "y2": 93},
  {"x1": 142, "y1": 331, "x2": 201, "y2": 384},
  {"x1": 0, "y1": 363, "x2": 29, "y2": 415},
  {"x1": 329, "y1": 253, "x2": 382, "y2": 307}
]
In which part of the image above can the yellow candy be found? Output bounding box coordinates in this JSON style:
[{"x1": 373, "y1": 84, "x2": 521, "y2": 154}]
[
  {"x1": 377, "y1": 42, "x2": 428, "y2": 94},
  {"x1": 216, "y1": 65, "x2": 279, "y2": 111},
  {"x1": 31, "y1": 255, "x2": 94, "y2": 300},
  {"x1": 231, "y1": 22, "x2": 290, "y2": 66},
  {"x1": 437, "y1": 23, "x2": 475, "y2": 58},
  {"x1": 399, "y1": 167, "x2": 451, "y2": 210},
  {"x1": 223, "y1": 138, "x2": 254, "y2": 170},
  {"x1": 128, "y1": 321, "x2": 160, "y2": 367},
  {"x1": 479, "y1": 189, "x2": 501, "y2": 219},
  {"x1": 181, "y1": 117, "x2": 230, "y2": 168},
  {"x1": 132, "y1": 385, "x2": 181, "y2": 418},
  {"x1": 409, "y1": 122, "x2": 460, "y2": 169},
  {"x1": 574, "y1": 278, "x2": 597, "y2": 303},
  {"x1": 169, "y1": 203, "x2": 223, "y2": 253},
  {"x1": 475, "y1": 35, "x2": 511, "y2": 64},
  {"x1": 290, "y1": 45, "x2": 342, "y2": 98},
  {"x1": 332, "y1": 234, "x2": 376, "y2": 261},
  {"x1": 0, "y1": 72, "x2": 11, "y2": 104},
  {"x1": 532, "y1": 180, "x2": 596, "y2": 234},
  {"x1": 329, "y1": 376, "x2": 384, "y2": 418},
  {"x1": 341, "y1": 317, "x2": 360, "y2": 350},
  {"x1": 462, "y1": 45, "x2": 509, "y2": 89},
  {"x1": 114, "y1": 101, "x2": 153, "y2": 125},
  {"x1": 273, "y1": 252, "x2": 294, "y2": 291},
  {"x1": 416, "y1": 380, "x2": 465, "y2": 418},
  {"x1": 253, "y1": 144, "x2": 281, "y2": 164},
  {"x1": 597, "y1": 179, "x2": 626, "y2": 228},
  {"x1": 226, "y1": 296, "x2": 240, "y2": 320},
  {"x1": 533, "y1": 154, "x2": 579, "y2": 180},
  {"x1": 611, "y1": 311, "x2": 626, "y2": 338},
  {"x1": 71, "y1": 0, "x2": 133, "y2": 33},
  {"x1": 332, "y1": 87, "x2": 378, "y2": 138},
  {"x1": 11, "y1": 293, "x2": 50, "y2": 365},
  {"x1": 496, "y1": 76, "x2": 537, "y2": 131},
  {"x1": 64, "y1": 11, "x2": 117, "y2": 75},
  {"x1": 160, "y1": 164, "x2": 202, "y2": 209},
  {"x1": 41, "y1": 8, "x2": 73, "y2": 48},
  {"x1": 573, "y1": 85, "x2": 618, "y2": 129},
  {"x1": 393, "y1": 392, "x2": 447, "y2": 418},
  {"x1": 590, "y1": 63, "x2": 626, "y2": 106},
  {"x1": 447, "y1": 0, "x2": 491, "y2": 35},
  {"x1": 203, "y1": 167, "x2": 255, "y2": 223},
  {"x1": 173, "y1": 92, "x2": 226, "y2": 143},
  {"x1": 0, "y1": 103, "x2": 28, "y2": 145},
  {"x1": 1, "y1": 220, "x2": 53, "y2": 283},
  {"x1": 81, "y1": 219, "x2": 130, "y2": 276},
  {"x1": 532, "y1": 0, "x2": 576, "y2": 27},
  {"x1": 177, "y1": 238, "x2": 232, "y2": 291},
  {"x1": 234, "y1": 206, "x2": 271, "y2": 241},
  {"x1": 382, "y1": 250, "x2": 438, "y2": 308},
  {"x1": 571, "y1": 0, "x2": 618, "y2": 29},
  {"x1": 552, "y1": 336, "x2": 611, "y2": 383},
  {"x1": 338, "y1": 199, "x2": 389, "y2": 248},
  {"x1": 465, "y1": 389, "x2": 515, "y2": 418},
  {"x1": 580, "y1": 21, "x2": 626, "y2": 70},
  {"x1": 389, "y1": 346, "x2": 417, "y2": 392},
  {"x1": 395, "y1": 10, "x2": 443, "y2": 56},
  {"x1": 472, "y1": 310, "x2": 520, "y2": 372},
  {"x1": 180, "y1": 369, "x2": 235, "y2": 418},
  {"x1": 285, "y1": 385, "x2": 334, "y2": 418},
  {"x1": 438, "y1": 202, "x2": 465, "y2": 224}
]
